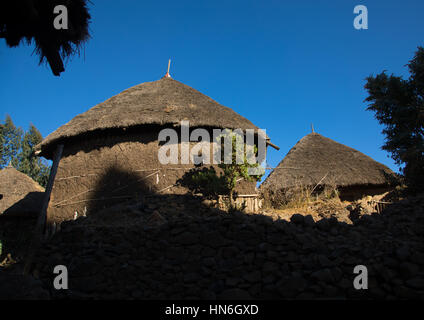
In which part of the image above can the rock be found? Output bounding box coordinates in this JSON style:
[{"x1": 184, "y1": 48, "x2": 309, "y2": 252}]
[
  {"x1": 290, "y1": 214, "x2": 304, "y2": 225},
  {"x1": 201, "y1": 232, "x2": 227, "y2": 247},
  {"x1": 218, "y1": 288, "x2": 252, "y2": 300},
  {"x1": 71, "y1": 276, "x2": 100, "y2": 293},
  {"x1": 244, "y1": 252, "x2": 255, "y2": 264},
  {"x1": 262, "y1": 261, "x2": 279, "y2": 273},
  {"x1": 183, "y1": 273, "x2": 200, "y2": 283},
  {"x1": 410, "y1": 252, "x2": 424, "y2": 265},
  {"x1": 243, "y1": 271, "x2": 261, "y2": 283},
  {"x1": 331, "y1": 267, "x2": 343, "y2": 282},
  {"x1": 225, "y1": 278, "x2": 239, "y2": 286},
  {"x1": 175, "y1": 231, "x2": 199, "y2": 245},
  {"x1": 405, "y1": 278, "x2": 424, "y2": 290},
  {"x1": 201, "y1": 290, "x2": 216, "y2": 300},
  {"x1": 279, "y1": 273, "x2": 307, "y2": 297},
  {"x1": 146, "y1": 211, "x2": 166, "y2": 226},
  {"x1": 399, "y1": 262, "x2": 419, "y2": 279},
  {"x1": 338, "y1": 278, "x2": 352, "y2": 289},
  {"x1": 395, "y1": 246, "x2": 410, "y2": 260},
  {"x1": 311, "y1": 268, "x2": 334, "y2": 283},
  {"x1": 201, "y1": 246, "x2": 217, "y2": 257},
  {"x1": 201, "y1": 199, "x2": 214, "y2": 207},
  {"x1": 316, "y1": 219, "x2": 331, "y2": 231},
  {"x1": 222, "y1": 246, "x2": 239, "y2": 259},
  {"x1": 202, "y1": 257, "x2": 216, "y2": 267},
  {"x1": 262, "y1": 274, "x2": 276, "y2": 284},
  {"x1": 304, "y1": 215, "x2": 315, "y2": 227},
  {"x1": 248, "y1": 283, "x2": 261, "y2": 297},
  {"x1": 318, "y1": 255, "x2": 332, "y2": 267},
  {"x1": 393, "y1": 285, "x2": 418, "y2": 299}
]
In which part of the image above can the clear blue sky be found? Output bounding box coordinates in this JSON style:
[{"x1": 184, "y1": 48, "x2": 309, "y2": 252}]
[{"x1": 1, "y1": 0, "x2": 423, "y2": 177}]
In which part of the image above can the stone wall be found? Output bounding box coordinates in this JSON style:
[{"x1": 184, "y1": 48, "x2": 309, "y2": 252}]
[{"x1": 33, "y1": 194, "x2": 424, "y2": 300}]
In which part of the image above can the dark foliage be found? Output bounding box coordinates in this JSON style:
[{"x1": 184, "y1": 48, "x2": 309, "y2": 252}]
[
  {"x1": 178, "y1": 166, "x2": 227, "y2": 199},
  {"x1": 365, "y1": 46, "x2": 424, "y2": 192},
  {"x1": 0, "y1": 0, "x2": 91, "y2": 76}
]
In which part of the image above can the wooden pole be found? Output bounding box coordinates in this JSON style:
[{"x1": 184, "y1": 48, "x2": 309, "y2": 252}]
[
  {"x1": 165, "y1": 59, "x2": 171, "y2": 78},
  {"x1": 266, "y1": 140, "x2": 280, "y2": 150},
  {"x1": 24, "y1": 144, "x2": 64, "y2": 275}
]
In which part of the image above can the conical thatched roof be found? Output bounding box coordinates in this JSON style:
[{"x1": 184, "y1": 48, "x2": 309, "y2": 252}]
[
  {"x1": 261, "y1": 133, "x2": 396, "y2": 191},
  {"x1": 0, "y1": 165, "x2": 45, "y2": 217},
  {"x1": 35, "y1": 77, "x2": 268, "y2": 158}
]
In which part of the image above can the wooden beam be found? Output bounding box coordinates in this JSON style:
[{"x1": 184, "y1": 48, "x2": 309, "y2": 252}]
[
  {"x1": 24, "y1": 144, "x2": 64, "y2": 275},
  {"x1": 44, "y1": 144, "x2": 64, "y2": 231},
  {"x1": 266, "y1": 140, "x2": 280, "y2": 150}
]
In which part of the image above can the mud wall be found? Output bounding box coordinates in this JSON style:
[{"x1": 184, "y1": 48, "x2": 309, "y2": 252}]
[{"x1": 48, "y1": 129, "x2": 257, "y2": 223}]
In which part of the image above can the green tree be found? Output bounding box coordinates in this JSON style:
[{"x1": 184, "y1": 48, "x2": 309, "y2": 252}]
[
  {"x1": 181, "y1": 131, "x2": 263, "y2": 209},
  {"x1": 17, "y1": 124, "x2": 50, "y2": 187},
  {"x1": 217, "y1": 133, "x2": 263, "y2": 206},
  {"x1": 0, "y1": 116, "x2": 50, "y2": 187},
  {"x1": 0, "y1": 115, "x2": 23, "y2": 168},
  {"x1": 365, "y1": 46, "x2": 424, "y2": 192}
]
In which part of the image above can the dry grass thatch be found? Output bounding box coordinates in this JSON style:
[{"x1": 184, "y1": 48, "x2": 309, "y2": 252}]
[
  {"x1": 261, "y1": 132, "x2": 398, "y2": 192},
  {"x1": 0, "y1": 165, "x2": 44, "y2": 217},
  {"x1": 35, "y1": 77, "x2": 266, "y2": 159}
]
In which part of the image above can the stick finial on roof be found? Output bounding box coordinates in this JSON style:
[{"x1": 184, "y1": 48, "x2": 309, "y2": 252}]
[
  {"x1": 311, "y1": 123, "x2": 315, "y2": 133},
  {"x1": 164, "y1": 59, "x2": 172, "y2": 78}
]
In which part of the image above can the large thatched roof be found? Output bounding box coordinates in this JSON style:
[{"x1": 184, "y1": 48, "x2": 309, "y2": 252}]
[
  {"x1": 260, "y1": 133, "x2": 397, "y2": 191},
  {"x1": 0, "y1": 165, "x2": 44, "y2": 217},
  {"x1": 36, "y1": 77, "x2": 270, "y2": 158}
]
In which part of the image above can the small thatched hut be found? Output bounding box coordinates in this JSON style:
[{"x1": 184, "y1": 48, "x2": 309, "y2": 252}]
[
  {"x1": 260, "y1": 132, "x2": 397, "y2": 202},
  {"x1": 0, "y1": 164, "x2": 44, "y2": 218},
  {"x1": 35, "y1": 76, "x2": 274, "y2": 223}
]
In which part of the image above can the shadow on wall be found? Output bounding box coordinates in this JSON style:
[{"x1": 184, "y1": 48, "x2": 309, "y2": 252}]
[
  {"x1": 177, "y1": 165, "x2": 226, "y2": 199},
  {"x1": 32, "y1": 173, "x2": 424, "y2": 300},
  {"x1": 0, "y1": 215, "x2": 37, "y2": 262},
  {"x1": 0, "y1": 192, "x2": 44, "y2": 261},
  {"x1": 87, "y1": 165, "x2": 152, "y2": 216},
  {"x1": 2, "y1": 192, "x2": 44, "y2": 219}
]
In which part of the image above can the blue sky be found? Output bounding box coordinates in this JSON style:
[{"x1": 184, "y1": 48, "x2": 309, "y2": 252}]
[{"x1": 1, "y1": 0, "x2": 423, "y2": 178}]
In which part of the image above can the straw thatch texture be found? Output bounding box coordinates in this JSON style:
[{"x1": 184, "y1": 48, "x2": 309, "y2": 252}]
[
  {"x1": 36, "y1": 77, "x2": 264, "y2": 158},
  {"x1": 0, "y1": 165, "x2": 44, "y2": 217},
  {"x1": 261, "y1": 133, "x2": 397, "y2": 192}
]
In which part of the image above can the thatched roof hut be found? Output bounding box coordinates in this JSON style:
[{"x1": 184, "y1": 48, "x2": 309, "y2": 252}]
[
  {"x1": 0, "y1": 164, "x2": 44, "y2": 218},
  {"x1": 36, "y1": 76, "x2": 271, "y2": 223},
  {"x1": 261, "y1": 132, "x2": 397, "y2": 201},
  {"x1": 35, "y1": 77, "x2": 267, "y2": 158}
]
